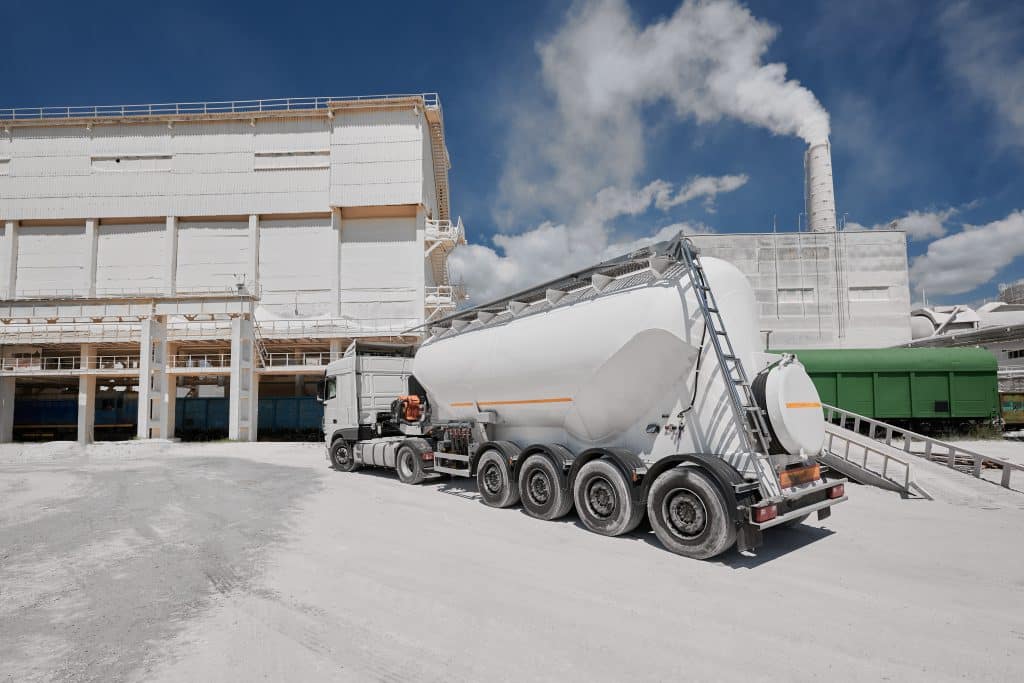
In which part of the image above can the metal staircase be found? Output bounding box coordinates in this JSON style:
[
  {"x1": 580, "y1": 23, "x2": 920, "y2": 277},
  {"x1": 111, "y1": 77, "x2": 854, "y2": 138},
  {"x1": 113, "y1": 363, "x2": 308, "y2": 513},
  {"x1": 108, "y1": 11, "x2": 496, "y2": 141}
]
[{"x1": 676, "y1": 238, "x2": 783, "y2": 499}]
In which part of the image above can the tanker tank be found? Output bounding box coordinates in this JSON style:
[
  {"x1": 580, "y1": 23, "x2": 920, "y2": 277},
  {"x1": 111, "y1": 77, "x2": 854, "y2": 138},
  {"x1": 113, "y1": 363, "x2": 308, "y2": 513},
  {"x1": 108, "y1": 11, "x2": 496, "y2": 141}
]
[{"x1": 413, "y1": 254, "x2": 826, "y2": 478}]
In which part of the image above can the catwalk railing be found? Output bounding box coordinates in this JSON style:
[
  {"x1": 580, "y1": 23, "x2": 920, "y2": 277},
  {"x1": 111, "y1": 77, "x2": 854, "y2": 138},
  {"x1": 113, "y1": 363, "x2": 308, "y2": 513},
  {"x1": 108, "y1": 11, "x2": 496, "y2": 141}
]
[{"x1": 0, "y1": 94, "x2": 440, "y2": 121}]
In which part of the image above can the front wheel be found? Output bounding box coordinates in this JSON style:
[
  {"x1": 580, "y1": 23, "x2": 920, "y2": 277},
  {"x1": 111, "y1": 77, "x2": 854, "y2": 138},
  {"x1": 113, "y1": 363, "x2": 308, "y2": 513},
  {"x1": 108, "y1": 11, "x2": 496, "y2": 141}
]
[
  {"x1": 330, "y1": 440, "x2": 359, "y2": 472},
  {"x1": 573, "y1": 459, "x2": 644, "y2": 537},
  {"x1": 647, "y1": 467, "x2": 736, "y2": 560}
]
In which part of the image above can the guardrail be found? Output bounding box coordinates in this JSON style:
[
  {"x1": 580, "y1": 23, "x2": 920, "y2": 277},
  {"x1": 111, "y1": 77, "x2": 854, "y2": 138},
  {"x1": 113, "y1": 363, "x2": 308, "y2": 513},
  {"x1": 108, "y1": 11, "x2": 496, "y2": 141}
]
[
  {"x1": 0, "y1": 94, "x2": 440, "y2": 122},
  {"x1": 425, "y1": 217, "x2": 465, "y2": 243},
  {"x1": 822, "y1": 403, "x2": 1024, "y2": 489},
  {"x1": 0, "y1": 354, "x2": 141, "y2": 372},
  {"x1": 169, "y1": 354, "x2": 231, "y2": 369},
  {"x1": 263, "y1": 352, "x2": 339, "y2": 367},
  {"x1": 822, "y1": 428, "x2": 913, "y2": 493}
]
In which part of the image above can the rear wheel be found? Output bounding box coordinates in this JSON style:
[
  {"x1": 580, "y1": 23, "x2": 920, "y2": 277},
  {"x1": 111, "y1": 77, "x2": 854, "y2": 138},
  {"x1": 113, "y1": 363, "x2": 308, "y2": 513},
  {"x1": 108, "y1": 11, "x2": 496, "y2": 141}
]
[
  {"x1": 573, "y1": 459, "x2": 644, "y2": 536},
  {"x1": 476, "y1": 449, "x2": 520, "y2": 508},
  {"x1": 519, "y1": 454, "x2": 573, "y2": 521},
  {"x1": 396, "y1": 445, "x2": 426, "y2": 485},
  {"x1": 647, "y1": 467, "x2": 735, "y2": 560},
  {"x1": 330, "y1": 440, "x2": 359, "y2": 472}
]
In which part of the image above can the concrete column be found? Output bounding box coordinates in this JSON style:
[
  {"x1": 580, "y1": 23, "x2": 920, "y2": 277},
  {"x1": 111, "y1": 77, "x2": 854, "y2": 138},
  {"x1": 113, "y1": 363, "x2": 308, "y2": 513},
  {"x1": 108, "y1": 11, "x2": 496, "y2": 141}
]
[
  {"x1": 415, "y1": 206, "x2": 427, "y2": 327},
  {"x1": 158, "y1": 342, "x2": 178, "y2": 440},
  {"x1": 4, "y1": 220, "x2": 18, "y2": 299},
  {"x1": 164, "y1": 216, "x2": 178, "y2": 295},
  {"x1": 137, "y1": 317, "x2": 170, "y2": 439},
  {"x1": 229, "y1": 317, "x2": 257, "y2": 441},
  {"x1": 0, "y1": 376, "x2": 15, "y2": 443},
  {"x1": 77, "y1": 344, "x2": 96, "y2": 444},
  {"x1": 332, "y1": 208, "x2": 342, "y2": 317},
  {"x1": 248, "y1": 214, "x2": 260, "y2": 294},
  {"x1": 85, "y1": 219, "x2": 98, "y2": 297},
  {"x1": 329, "y1": 339, "x2": 343, "y2": 361}
]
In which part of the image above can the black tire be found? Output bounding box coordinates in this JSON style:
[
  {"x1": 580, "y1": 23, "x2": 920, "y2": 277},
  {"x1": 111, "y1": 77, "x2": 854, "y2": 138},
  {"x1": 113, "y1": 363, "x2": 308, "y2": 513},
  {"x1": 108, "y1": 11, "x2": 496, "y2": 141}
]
[
  {"x1": 476, "y1": 449, "x2": 520, "y2": 508},
  {"x1": 573, "y1": 459, "x2": 645, "y2": 537},
  {"x1": 396, "y1": 445, "x2": 426, "y2": 485},
  {"x1": 780, "y1": 513, "x2": 810, "y2": 528},
  {"x1": 647, "y1": 467, "x2": 736, "y2": 560},
  {"x1": 330, "y1": 440, "x2": 359, "y2": 472},
  {"x1": 518, "y1": 454, "x2": 573, "y2": 521}
]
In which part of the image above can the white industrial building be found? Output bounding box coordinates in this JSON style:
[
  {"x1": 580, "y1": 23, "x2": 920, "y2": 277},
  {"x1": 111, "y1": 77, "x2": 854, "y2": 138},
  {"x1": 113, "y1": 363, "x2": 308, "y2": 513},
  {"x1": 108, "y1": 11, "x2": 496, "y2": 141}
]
[
  {"x1": 908, "y1": 303, "x2": 1024, "y2": 391},
  {"x1": 0, "y1": 94, "x2": 465, "y2": 443},
  {"x1": 690, "y1": 228, "x2": 912, "y2": 350}
]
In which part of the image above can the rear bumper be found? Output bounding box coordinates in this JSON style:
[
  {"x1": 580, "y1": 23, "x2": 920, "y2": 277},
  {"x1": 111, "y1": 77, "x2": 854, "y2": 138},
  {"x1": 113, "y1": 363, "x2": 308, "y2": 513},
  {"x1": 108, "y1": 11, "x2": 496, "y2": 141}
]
[{"x1": 750, "y1": 478, "x2": 848, "y2": 530}]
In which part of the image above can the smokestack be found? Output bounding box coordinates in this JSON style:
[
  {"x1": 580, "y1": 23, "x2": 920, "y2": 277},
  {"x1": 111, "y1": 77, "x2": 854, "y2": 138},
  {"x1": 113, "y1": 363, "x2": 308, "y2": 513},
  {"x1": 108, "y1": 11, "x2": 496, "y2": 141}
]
[{"x1": 804, "y1": 141, "x2": 837, "y2": 232}]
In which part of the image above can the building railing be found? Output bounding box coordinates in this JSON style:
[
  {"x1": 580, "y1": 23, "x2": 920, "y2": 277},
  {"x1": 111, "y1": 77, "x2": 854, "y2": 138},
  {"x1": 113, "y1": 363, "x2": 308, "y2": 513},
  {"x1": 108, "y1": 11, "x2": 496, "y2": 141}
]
[
  {"x1": 169, "y1": 354, "x2": 231, "y2": 369},
  {"x1": 425, "y1": 217, "x2": 465, "y2": 244},
  {"x1": 822, "y1": 403, "x2": 1024, "y2": 490},
  {"x1": 263, "y1": 352, "x2": 340, "y2": 368},
  {"x1": 0, "y1": 354, "x2": 141, "y2": 372},
  {"x1": 998, "y1": 364, "x2": 1024, "y2": 378},
  {"x1": 0, "y1": 94, "x2": 440, "y2": 121},
  {"x1": 425, "y1": 286, "x2": 455, "y2": 303},
  {"x1": 4, "y1": 285, "x2": 261, "y2": 301}
]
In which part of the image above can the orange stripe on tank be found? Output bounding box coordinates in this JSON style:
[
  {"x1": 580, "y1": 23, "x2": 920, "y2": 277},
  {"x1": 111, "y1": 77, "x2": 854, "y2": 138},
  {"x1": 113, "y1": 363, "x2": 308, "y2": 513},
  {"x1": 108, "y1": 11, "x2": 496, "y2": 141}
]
[
  {"x1": 449, "y1": 397, "x2": 573, "y2": 408},
  {"x1": 785, "y1": 401, "x2": 822, "y2": 409}
]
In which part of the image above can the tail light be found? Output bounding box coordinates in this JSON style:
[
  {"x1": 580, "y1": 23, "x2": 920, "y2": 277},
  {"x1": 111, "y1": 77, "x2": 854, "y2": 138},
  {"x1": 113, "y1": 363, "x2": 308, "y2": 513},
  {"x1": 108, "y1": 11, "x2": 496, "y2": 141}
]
[
  {"x1": 752, "y1": 504, "x2": 778, "y2": 523},
  {"x1": 421, "y1": 451, "x2": 434, "y2": 461},
  {"x1": 827, "y1": 483, "x2": 845, "y2": 499}
]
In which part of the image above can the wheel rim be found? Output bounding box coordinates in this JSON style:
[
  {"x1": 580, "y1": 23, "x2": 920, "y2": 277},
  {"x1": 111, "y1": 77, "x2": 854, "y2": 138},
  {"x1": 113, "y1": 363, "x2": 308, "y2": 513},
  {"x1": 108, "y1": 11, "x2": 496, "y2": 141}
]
[
  {"x1": 333, "y1": 445, "x2": 352, "y2": 467},
  {"x1": 398, "y1": 451, "x2": 414, "y2": 478},
  {"x1": 482, "y1": 461, "x2": 503, "y2": 495},
  {"x1": 585, "y1": 476, "x2": 617, "y2": 519},
  {"x1": 527, "y1": 468, "x2": 551, "y2": 505},
  {"x1": 662, "y1": 488, "x2": 707, "y2": 539}
]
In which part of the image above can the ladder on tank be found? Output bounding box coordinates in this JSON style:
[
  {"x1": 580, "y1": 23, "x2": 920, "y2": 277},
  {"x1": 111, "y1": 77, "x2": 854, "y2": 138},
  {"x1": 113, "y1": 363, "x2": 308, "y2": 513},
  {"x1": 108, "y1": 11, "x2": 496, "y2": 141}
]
[{"x1": 676, "y1": 238, "x2": 784, "y2": 499}]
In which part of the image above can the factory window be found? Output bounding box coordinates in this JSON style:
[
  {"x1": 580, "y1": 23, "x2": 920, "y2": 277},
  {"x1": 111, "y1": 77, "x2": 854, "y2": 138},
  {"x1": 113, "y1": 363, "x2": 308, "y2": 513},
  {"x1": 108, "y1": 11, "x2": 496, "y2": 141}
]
[
  {"x1": 1008, "y1": 349, "x2": 1024, "y2": 360},
  {"x1": 0, "y1": 157, "x2": 9, "y2": 175},
  {"x1": 777, "y1": 287, "x2": 815, "y2": 304},
  {"x1": 849, "y1": 285, "x2": 890, "y2": 302}
]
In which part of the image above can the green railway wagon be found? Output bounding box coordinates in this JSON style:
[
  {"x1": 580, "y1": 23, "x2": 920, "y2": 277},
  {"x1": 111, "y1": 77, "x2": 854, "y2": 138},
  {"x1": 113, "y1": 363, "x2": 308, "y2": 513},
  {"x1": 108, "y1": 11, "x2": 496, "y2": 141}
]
[{"x1": 776, "y1": 348, "x2": 1000, "y2": 433}]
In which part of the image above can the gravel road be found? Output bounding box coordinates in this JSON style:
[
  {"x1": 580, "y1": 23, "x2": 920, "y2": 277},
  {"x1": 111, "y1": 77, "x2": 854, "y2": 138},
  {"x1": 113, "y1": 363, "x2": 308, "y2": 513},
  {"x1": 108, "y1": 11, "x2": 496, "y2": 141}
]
[{"x1": 2, "y1": 440, "x2": 1022, "y2": 682}]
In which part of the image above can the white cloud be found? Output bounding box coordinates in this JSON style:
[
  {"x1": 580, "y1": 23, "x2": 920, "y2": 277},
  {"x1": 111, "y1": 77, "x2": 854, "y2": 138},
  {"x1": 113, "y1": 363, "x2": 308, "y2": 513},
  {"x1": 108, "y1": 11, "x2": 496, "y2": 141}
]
[
  {"x1": 460, "y1": 0, "x2": 827, "y2": 304},
  {"x1": 909, "y1": 210, "x2": 1024, "y2": 296},
  {"x1": 497, "y1": 0, "x2": 829, "y2": 223},
  {"x1": 847, "y1": 208, "x2": 957, "y2": 240},
  {"x1": 450, "y1": 222, "x2": 712, "y2": 304},
  {"x1": 655, "y1": 174, "x2": 749, "y2": 212},
  {"x1": 939, "y1": 1, "x2": 1024, "y2": 146}
]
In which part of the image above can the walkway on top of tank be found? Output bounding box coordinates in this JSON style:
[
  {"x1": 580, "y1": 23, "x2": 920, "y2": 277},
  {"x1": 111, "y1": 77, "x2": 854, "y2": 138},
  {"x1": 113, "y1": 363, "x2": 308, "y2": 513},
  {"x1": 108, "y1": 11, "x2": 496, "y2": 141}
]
[{"x1": 410, "y1": 232, "x2": 698, "y2": 339}]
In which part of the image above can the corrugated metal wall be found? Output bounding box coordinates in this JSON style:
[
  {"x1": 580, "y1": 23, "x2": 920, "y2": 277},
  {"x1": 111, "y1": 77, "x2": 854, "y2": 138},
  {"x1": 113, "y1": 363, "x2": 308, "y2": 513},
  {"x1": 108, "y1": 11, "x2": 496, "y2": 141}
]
[
  {"x1": 96, "y1": 224, "x2": 165, "y2": 293},
  {"x1": 176, "y1": 221, "x2": 249, "y2": 290},
  {"x1": 259, "y1": 217, "x2": 334, "y2": 317},
  {"x1": 16, "y1": 225, "x2": 89, "y2": 294},
  {"x1": 339, "y1": 217, "x2": 419, "y2": 325}
]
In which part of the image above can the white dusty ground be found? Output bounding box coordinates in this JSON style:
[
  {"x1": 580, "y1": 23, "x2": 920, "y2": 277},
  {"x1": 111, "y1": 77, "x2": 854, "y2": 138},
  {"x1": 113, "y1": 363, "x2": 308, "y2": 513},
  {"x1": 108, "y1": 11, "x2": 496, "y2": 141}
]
[{"x1": 2, "y1": 440, "x2": 1023, "y2": 682}]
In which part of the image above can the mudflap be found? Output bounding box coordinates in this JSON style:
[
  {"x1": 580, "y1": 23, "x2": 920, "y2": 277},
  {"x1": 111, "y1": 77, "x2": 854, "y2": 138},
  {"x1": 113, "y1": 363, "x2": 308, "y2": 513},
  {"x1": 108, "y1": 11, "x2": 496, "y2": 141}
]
[
  {"x1": 817, "y1": 506, "x2": 832, "y2": 521},
  {"x1": 736, "y1": 523, "x2": 763, "y2": 554}
]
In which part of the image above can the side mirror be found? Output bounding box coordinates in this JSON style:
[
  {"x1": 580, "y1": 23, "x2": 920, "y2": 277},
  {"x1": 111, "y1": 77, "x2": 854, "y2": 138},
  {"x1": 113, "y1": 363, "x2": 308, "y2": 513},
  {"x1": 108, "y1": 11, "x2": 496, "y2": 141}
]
[{"x1": 316, "y1": 378, "x2": 325, "y2": 402}]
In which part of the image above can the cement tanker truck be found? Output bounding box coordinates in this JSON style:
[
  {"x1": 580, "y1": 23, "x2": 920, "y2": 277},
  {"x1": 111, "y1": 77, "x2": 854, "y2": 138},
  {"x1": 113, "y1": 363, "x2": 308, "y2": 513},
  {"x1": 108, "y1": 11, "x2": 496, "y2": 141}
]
[{"x1": 320, "y1": 235, "x2": 847, "y2": 559}]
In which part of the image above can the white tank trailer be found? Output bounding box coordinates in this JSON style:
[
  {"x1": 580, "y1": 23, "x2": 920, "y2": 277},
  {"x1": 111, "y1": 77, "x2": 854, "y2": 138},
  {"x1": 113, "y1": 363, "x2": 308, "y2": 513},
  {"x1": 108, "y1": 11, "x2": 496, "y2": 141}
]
[{"x1": 320, "y1": 234, "x2": 847, "y2": 559}]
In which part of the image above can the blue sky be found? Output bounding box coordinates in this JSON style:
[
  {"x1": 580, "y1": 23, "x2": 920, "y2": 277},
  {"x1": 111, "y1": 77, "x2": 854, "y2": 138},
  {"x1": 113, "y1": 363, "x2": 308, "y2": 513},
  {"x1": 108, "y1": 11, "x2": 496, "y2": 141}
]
[{"x1": 3, "y1": 0, "x2": 1022, "y2": 305}]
